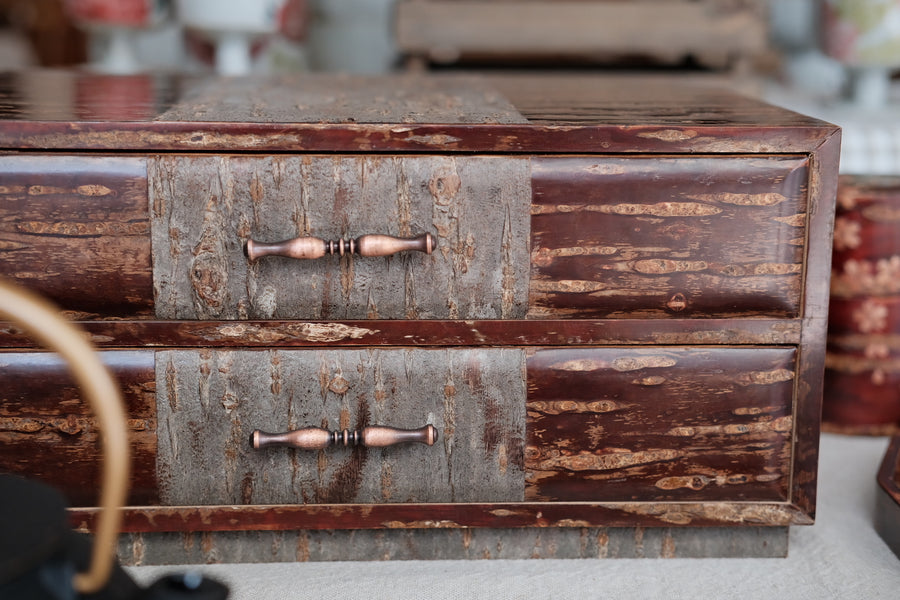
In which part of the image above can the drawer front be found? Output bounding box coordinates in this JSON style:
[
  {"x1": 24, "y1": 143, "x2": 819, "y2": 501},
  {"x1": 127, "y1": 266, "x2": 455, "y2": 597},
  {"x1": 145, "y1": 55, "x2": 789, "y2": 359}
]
[
  {"x1": 1, "y1": 346, "x2": 796, "y2": 511},
  {"x1": 529, "y1": 156, "x2": 810, "y2": 318},
  {"x1": 1, "y1": 153, "x2": 809, "y2": 321},
  {"x1": 151, "y1": 155, "x2": 532, "y2": 320},
  {"x1": 525, "y1": 346, "x2": 796, "y2": 503}
]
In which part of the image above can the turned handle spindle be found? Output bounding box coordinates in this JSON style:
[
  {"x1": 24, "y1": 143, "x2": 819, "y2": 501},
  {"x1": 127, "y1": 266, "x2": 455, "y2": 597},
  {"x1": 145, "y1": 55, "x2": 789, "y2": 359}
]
[
  {"x1": 245, "y1": 232, "x2": 435, "y2": 262},
  {"x1": 251, "y1": 424, "x2": 438, "y2": 450}
]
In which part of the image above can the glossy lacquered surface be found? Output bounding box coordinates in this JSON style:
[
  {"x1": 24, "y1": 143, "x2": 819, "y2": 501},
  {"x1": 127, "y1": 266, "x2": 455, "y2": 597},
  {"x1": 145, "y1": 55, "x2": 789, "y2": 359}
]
[
  {"x1": 526, "y1": 346, "x2": 796, "y2": 503},
  {"x1": 0, "y1": 71, "x2": 836, "y2": 153},
  {"x1": 0, "y1": 351, "x2": 157, "y2": 507},
  {"x1": 3, "y1": 346, "x2": 801, "y2": 528},
  {"x1": 0, "y1": 73, "x2": 840, "y2": 546},
  {"x1": 529, "y1": 155, "x2": 810, "y2": 319},
  {"x1": 0, "y1": 155, "x2": 152, "y2": 319}
]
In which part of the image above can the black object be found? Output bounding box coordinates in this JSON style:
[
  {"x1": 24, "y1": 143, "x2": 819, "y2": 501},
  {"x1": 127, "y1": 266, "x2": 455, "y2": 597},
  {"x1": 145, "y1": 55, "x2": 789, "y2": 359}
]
[{"x1": 0, "y1": 474, "x2": 228, "y2": 600}]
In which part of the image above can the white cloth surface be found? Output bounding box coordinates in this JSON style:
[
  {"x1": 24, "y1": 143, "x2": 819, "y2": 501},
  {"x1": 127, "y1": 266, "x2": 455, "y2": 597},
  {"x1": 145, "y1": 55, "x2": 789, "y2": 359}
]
[{"x1": 127, "y1": 433, "x2": 900, "y2": 599}]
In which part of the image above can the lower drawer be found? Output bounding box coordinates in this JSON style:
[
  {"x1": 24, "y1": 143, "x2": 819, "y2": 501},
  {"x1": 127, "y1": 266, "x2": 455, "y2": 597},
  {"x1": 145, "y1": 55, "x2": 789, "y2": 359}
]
[{"x1": 0, "y1": 345, "x2": 798, "y2": 525}]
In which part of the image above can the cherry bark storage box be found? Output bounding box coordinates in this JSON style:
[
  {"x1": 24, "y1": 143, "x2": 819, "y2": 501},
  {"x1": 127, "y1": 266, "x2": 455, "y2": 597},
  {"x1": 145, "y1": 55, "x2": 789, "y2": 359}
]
[{"x1": 0, "y1": 72, "x2": 840, "y2": 562}]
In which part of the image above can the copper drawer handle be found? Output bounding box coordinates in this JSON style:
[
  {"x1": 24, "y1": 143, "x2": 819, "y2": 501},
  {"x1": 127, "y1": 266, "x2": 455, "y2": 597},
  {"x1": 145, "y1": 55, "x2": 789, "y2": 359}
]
[
  {"x1": 251, "y1": 424, "x2": 438, "y2": 450},
  {"x1": 245, "y1": 232, "x2": 435, "y2": 261}
]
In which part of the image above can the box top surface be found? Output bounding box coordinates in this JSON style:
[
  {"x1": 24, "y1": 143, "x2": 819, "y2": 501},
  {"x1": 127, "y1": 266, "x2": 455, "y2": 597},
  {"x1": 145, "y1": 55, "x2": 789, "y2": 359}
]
[{"x1": 0, "y1": 70, "x2": 838, "y2": 153}]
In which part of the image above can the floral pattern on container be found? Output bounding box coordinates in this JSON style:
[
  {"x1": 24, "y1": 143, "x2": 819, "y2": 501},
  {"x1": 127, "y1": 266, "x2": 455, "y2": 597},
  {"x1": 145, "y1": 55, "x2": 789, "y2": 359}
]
[{"x1": 825, "y1": 176, "x2": 900, "y2": 433}]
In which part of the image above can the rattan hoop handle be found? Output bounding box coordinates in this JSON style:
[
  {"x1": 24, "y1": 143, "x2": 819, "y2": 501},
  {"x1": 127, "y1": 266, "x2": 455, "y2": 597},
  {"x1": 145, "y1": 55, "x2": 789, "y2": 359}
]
[{"x1": 0, "y1": 278, "x2": 128, "y2": 594}]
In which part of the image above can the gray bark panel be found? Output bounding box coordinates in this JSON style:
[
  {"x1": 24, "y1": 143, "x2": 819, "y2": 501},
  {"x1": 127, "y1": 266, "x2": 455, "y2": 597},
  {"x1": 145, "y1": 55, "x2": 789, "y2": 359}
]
[
  {"x1": 156, "y1": 348, "x2": 526, "y2": 505},
  {"x1": 150, "y1": 155, "x2": 531, "y2": 319},
  {"x1": 117, "y1": 526, "x2": 788, "y2": 564},
  {"x1": 155, "y1": 75, "x2": 528, "y2": 124}
]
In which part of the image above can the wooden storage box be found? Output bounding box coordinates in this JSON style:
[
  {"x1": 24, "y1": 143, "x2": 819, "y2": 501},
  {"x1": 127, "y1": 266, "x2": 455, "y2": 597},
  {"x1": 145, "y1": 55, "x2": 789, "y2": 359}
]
[{"x1": 0, "y1": 72, "x2": 839, "y2": 561}]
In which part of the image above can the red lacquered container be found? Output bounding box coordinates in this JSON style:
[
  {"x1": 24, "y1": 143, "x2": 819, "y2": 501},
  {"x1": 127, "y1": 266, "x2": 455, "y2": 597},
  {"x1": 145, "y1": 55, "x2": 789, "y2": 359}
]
[{"x1": 825, "y1": 176, "x2": 900, "y2": 434}]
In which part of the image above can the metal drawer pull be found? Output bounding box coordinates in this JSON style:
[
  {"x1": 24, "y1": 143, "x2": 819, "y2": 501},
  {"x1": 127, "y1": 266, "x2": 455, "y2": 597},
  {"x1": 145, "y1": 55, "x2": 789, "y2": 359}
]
[
  {"x1": 245, "y1": 232, "x2": 435, "y2": 261},
  {"x1": 251, "y1": 424, "x2": 438, "y2": 450}
]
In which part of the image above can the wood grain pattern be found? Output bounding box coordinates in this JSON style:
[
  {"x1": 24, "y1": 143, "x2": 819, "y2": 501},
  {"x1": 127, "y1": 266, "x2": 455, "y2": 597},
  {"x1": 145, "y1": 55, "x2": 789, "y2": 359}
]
[
  {"x1": 0, "y1": 318, "x2": 804, "y2": 350},
  {"x1": 529, "y1": 156, "x2": 810, "y2": 319},
  {"x1": 111, "y1": 526, "x2": 789, "y2": 563},
  {"x1": 525, "y1": 347, "x2": 796, "y2": 502},
  {"x1": 0, "y1": 74, "x2": 841, "y2": 558},
  {"x1": 0, "y1": 155, "x2": 152, "y2": 318},
  {"x1": 0, "y1": 72, "x2": 838, "y2": 154},
  {"x1": 150, "y1": 155, "x2": 530, "y2": 320},
  {"x1": 0, "y1": 351, "x2": 157, "y2": 506},
  {"x1": 156, "y1": 349, "x2": 526, "y2": 505},
  {"x1": 71, "y1": 500, "x2": 812, "y2": 533},
  {"x1": 790, "y1": 128, "x2": 841, "y2": 520}
]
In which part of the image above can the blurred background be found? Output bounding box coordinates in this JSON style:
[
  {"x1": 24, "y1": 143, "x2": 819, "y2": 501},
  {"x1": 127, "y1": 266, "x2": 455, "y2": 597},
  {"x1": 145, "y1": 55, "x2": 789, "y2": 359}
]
[
  {"x1": 1, "y1": 0, "x2": 898, "y2": 177},
  {"x1": 0, "y1": 0, "x2": 896, "y2": 173}
]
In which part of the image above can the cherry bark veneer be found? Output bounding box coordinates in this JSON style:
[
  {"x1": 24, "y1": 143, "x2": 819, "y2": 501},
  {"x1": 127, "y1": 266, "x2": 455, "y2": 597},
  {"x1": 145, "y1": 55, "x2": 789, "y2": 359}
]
[{"x1": 0, "y1": 72, "x2": 839, "y2": 561}]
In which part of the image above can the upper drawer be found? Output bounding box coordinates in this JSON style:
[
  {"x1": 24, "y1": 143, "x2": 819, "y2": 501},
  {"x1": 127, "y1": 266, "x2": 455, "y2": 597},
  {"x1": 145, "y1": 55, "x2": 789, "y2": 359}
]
[{"x1": 0, "y1": 153, "x2": 809, "y2": 320}]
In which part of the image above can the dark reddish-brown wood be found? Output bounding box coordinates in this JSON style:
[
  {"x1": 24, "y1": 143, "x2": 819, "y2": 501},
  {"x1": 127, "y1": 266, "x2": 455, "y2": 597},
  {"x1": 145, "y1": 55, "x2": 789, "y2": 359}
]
[
  {"x1": 876, "y1": 435, "x2": 900, "y2": 558},
  {"x1": 0, "y1": 351, "x2": 157, "y2": 506},
  {"x1": 70, "y1": 500, "x2": 812, "y2": 534},
  {"x1": 0, "y1": 72, "x2": 837, "y2": 153},
  {"x1": 0, "y1": 343, "x2": 801, "y2": 519},
  {"x1": 0, "y1": 72, "x2": 839, "y2": 557},
  {"x1": 526, "y1": 347, "x2": 795, "y2": 502},
  {"x1": 0, "y1": 155, "x2": 152, "y2": 318},
  {"x1": 0, "y1": 318, "x2": 803, "y2": 349},
  {"x1": 788, "y1": 125, "x2": 840, "y2": 521},
  {"x1": 529, "y1": 155, "x2": 809, "y2": 319}
]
